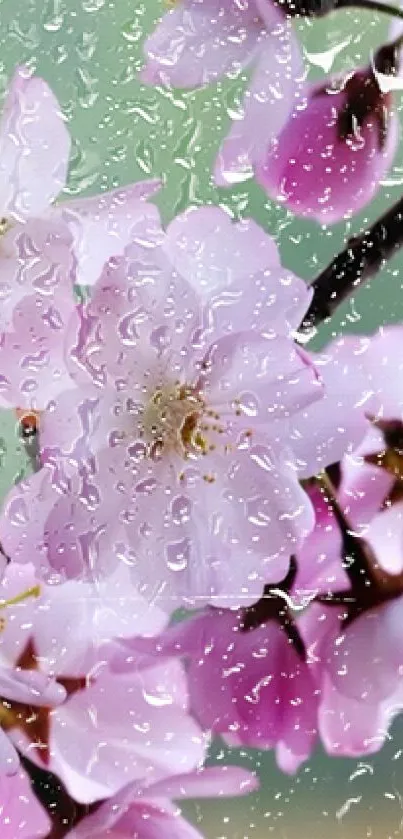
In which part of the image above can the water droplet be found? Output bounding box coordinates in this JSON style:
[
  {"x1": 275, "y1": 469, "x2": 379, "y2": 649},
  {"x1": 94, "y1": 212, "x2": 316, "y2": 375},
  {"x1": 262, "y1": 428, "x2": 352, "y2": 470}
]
[
  {"x1": 7, "y1": 497, "x2": 29, "y2": 526},
  {"x1": 118, "y1": 312, "x2": 139, "y2": 345},
  {"x1": 165, "y1": 538, "x2": 191, "y2": 572},
  {"x1": 171, "y1": 494, "x2": 192, "y2": 525}
]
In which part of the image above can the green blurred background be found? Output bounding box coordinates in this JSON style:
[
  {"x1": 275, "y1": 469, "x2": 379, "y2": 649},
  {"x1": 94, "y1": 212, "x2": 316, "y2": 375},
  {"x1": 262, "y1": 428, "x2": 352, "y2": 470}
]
[{"x1": 1, "y1": 0, "x2": 403, "y2": 835}]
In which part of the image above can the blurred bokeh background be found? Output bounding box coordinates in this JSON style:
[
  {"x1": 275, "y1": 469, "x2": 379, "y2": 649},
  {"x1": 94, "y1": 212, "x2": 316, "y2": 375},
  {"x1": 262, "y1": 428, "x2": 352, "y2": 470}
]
[{"x1": 1, "y1": 1, "x2": 403, "y2": 835}]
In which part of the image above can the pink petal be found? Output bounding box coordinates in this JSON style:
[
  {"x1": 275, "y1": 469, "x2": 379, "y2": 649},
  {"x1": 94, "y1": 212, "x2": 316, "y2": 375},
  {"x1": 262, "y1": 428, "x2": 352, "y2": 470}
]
[
  {"x1": 123, "y1": 439, "x2": 313, "y2": 612},
  {"x1": 340, "y1": 426, "x2": 394, "y2": 529},
  {"x1": 257, "y1": 75, "x2": 399, "y2": 224},
  {"x1": 0, "y1": 469, "x2": 62, "y2": 571},
  {"x1": 54, "y1": 183, "x2": 162, "y2": 287},
  {"x1": 294, "y1": 483, "x2": 350, "y2": 600},
  {"x1": 68, "y1": 800, "x2": 203, "y2": 839},
  {"x1": 165, "y1": 206, "x2": 280, "y2": 282},
  {"x1": 65, "y1": 766, "x2": 256, "y2": 838},
  {"x1": 0, "y1": 66, "x2": 70, "y2": 221},
  {"x1": 143, "y1": 766, "x2": 258, "y2": 799},
  {"x1": 363, "y1": 325, "x2": 403, "y2": 419},
  {"x1": 208, "y1": 440, "x2": 316, "y2": 564},
  {"x1": 0, "y1": 218, "x2": 77, "y2": 411},
  {"x1": 29, "y1": 570, "x2": 167, "y2": 677},
  {"x1": 215, "y1": 13, "x2": 303, "y2": 186},
  {"x1": 289, "y1": 336, "x2": 378, "y2": 478},
  {"x1": 202, "y1": 332, "x2": 322, "y2": 427},
  {"x1": 0, "y1": 456, "x2": 126, "y2": 581},
  {"x1": 50, "y1": 662, "x2": 206, "y2": 803},
  {"x1": 319, "y1": 673, "x2": 403, "y2": 757},
  {"x1": 273, "y1": 640, "x2": 319, "y2": 773},
  {"x1": 39, "y1": 386, "x2": 135, "y2": 468},
  {"x1": 0, "y1": 731, "x2": 19, "y2": 776},
  {"x1": 66, "y1": 248, "x2": 202, "y2": 392},
  {"x1": 0, "y1": 769, "x2": 50, "y2": 834},
  {"x1": 324, "y1": 605, "x2": 403, "y2": 703},
  {"x1": 140, "y1": 0, "x2": 265, "y2": 89},
  {"x1": 164, "y1": 206, "x2": 312, "y2": 336},
  {"x1": 0, "y1": 669, "x2": 66, "y2": 707},
  {"x1": 365, "y1": 502, "x2": 403, "y2": 575}
]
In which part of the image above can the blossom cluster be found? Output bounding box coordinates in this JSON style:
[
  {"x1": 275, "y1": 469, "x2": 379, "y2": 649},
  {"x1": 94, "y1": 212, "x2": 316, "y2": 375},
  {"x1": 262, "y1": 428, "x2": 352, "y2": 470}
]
[{"x1": 0, "y1": 0, "x2": 402, "y2": 833}]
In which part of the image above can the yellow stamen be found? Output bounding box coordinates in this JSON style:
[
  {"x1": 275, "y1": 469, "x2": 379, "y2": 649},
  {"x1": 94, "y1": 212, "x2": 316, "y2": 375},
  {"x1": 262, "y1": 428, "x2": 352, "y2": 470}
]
[
  {"x1": 0, "y1": 217, "x2": 10, "y2": 237},
  {"x1": 0, "y1": 585, "x2": 41, "y2": 610}
]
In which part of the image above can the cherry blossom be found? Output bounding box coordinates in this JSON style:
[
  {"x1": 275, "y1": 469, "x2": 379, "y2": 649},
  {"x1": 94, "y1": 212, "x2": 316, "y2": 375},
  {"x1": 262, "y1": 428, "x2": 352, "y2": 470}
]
[
  {"x1": 0, "y1": 563, "x2": 204, "y2": 802},
  {"x1": 0, "y1": 66, "x2": 160, "y2": 288},
  {"x1": 112, "y1": 607, "x2": 319, "y2": 774},
  {"x1": 291, "y1": 326, "x2": 403, "y2": 756},
  {"x1": 0, "y1": 205, "x2": 326, "y2": 611},
  {"x1": 256, "y1": 46, "x2": 399, "y2": 223},
  {"x1": 141, "y1": 0, "x2": 303, "y2": 188}
]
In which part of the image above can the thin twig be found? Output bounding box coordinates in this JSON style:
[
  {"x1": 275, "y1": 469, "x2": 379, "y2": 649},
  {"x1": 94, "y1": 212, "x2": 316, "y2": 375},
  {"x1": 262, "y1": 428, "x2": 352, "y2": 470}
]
[{"x1": 300, "y1": 194, "x2": 403, "y2": 335}]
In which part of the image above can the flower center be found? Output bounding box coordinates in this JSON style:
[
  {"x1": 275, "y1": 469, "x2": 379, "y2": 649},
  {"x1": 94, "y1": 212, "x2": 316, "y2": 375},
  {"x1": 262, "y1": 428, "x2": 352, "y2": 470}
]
[
  {"x1": 0, "y1": 217, "x2": 11, "y2": 237},
  {"x1": 142, "y1": 383, "x2": 211, "y2": 460}
]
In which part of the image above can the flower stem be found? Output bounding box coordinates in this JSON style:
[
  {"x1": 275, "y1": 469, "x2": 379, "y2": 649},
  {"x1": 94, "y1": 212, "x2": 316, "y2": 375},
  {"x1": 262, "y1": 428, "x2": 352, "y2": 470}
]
[{"x1": 299, "y1": 193, "x2": 403, "y2": 336}]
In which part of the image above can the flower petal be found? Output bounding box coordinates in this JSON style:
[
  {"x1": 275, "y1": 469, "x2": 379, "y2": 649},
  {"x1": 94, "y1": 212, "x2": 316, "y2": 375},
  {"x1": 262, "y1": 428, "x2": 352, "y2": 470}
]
[
  {"x1": 164, "y1": 205, "x2": 312, "y2": 336},
  {"x1": 67, "y1": 799, "x2": 204, "y2": 839},
  {"x1": 289, "y1": 336, "x2": 378, "y2": 478},
  {"x1": 319, "y1": 673, "x2": 403, "y2": 758},
  {"x1": 0, "y1": 66, "x2": 70, "y2": 221},
  {"x1": 258, "y1": 76, "x2": 399, "y2": 224},
  {"x1": 0, "y1": 218, "x2": 77, "y2": 411},
  {"x1": 55, "y1": 183, "x2": 162, "y2": 286},
  {"x1": 0, "y1": 732, "x2": 19, "y2": 777},
  {"x1": 142, "y1": 766, "x2": 259, "y2": 799},
  {"x1": 49, "y1": 661, "x2": 206, "y2": 803},
  {"x1": 202, "y1": 332, "x2": 322, "y2": 427},
  {"x1": 215, "y1": 14, "x2": 303, "y2": 186},
  {"x1": 66, "y1": 247, "x2": 202, "y2": 392},
  {"x1": 140, "y1": 0, "x2": 265, "y2": 89},
  {"x1": 0, "y1": 769, "x2": 50, "y2": 832}
]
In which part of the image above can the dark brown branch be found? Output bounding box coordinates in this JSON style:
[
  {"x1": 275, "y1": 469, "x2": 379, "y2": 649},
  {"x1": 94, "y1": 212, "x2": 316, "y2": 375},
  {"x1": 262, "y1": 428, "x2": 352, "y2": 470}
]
[
  {"x1": 21, "y1": 756, "x2": 98, "y2": 839},
  {"x1": 240, "y1": 558, "x2": 306, "y2": 658},
  {"x1": 300, "y1": 194, "x2": 403, "y2": 334},
  {"x1": 276, "y1": 0, "x2": 403, "y2": 18},
  {"x1": 337, "y1": 0, "x2": 403, "y2": 20}
]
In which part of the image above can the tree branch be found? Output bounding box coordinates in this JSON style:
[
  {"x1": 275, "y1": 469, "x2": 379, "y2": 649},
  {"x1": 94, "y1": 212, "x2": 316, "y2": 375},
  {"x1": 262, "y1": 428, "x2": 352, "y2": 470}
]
[
  {"x1": 300, "y1": 194, "x2": 403, "y2": 334},
  {"x1": 21, "y1": 756, "x2": 97, "y2": 839}
]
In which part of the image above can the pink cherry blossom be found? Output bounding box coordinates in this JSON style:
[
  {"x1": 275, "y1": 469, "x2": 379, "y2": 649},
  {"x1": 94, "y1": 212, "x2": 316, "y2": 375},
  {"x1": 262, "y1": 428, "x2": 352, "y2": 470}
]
[
  {"x1": 0, "y1": 770, "x2": 50, "y2": 838},
  {"x1": 270, "y1": 325, "x2": 403, "y2": 760},
  {"x1": 291, "y1": 323, "x2": 403, "y2": 757},
  {"x1": 0, "y1": 65, "x2": 161, "y2": 287},
  {"x1": 65, "y1": 766, "x2": 258, "y2": 839},
  {"x1": 0, "y1": 206, "x2": 326, "y2": 612},
  {"x1": 114, "y1": 607, "x2": 319, "y2": 774},
  {"x1": 254, "y1": 57, "x2": 399, "y2": 224},
  {"x1": 142, "y1": 1, "x2": 303, "y2": 188},
  {"x1": 0, "y1": 563, "x2": 204, "y2": 802}
]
